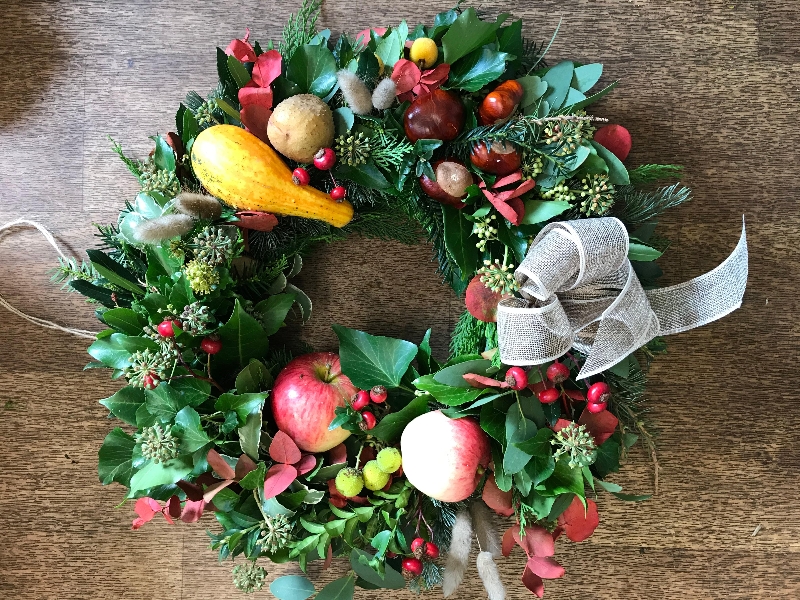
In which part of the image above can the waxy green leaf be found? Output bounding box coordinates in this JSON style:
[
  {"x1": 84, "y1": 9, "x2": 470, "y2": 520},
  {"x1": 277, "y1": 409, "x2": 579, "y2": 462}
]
[
  {"x1": 100, "y1": 386, "x2": 145, "y2": 426},
  {"x1": 214, "y1": 299, "x2": 269, "y2": 371},
  {"x1": 98, "y1": 427, "x2": 136, "y2": 486},
  {"x1": 333, "y1": 325, "x2": 418, "y2": 389},
  {"x1": 447, "y1": 48, "x2": 509, "y2": 92}
]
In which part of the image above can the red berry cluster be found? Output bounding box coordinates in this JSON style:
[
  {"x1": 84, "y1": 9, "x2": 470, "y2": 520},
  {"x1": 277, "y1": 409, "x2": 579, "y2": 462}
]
[
  {"x1": 402, "y1": 537, "x2": 440, "y2": 577},
  {"x1": 290, "y1": 147, "x2": 347, "y2": 202},
  {"x1": 350, "y1": 385, "x2": 388, "y2": 430},
  {"x1": 534, "y1": 359, "x2": 611, "y2": 416},
  {"x1": 157, "y1": 319, "x2": 222, "y2": 356}
]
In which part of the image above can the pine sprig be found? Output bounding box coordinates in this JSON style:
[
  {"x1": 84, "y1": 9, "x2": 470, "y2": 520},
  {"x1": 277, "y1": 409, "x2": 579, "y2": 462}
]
[
  {"x1": 51, "y1": 257, "x2": 98, "y2": 290},
  {"x1": 370, "y1": 129, "x2": 414, "y2": 171},
  {"x1": 342, "y1": 209, "x2": 423, "y2": 245},
  {"x1": 108, "y1": 136, "x2": 143, "y2": 178},
  {"x1": 449, "y1": 310, "x2": 488, "y2": 358},
  {"x1": 279, "y1": 0, "x2": 322, "y2": 61},
  {"x1": 614, "y1": 183, "x2": 692, "y2": 227},
  {"x1": 628, "y1": 164, "x2": 683, "y2": 186}
]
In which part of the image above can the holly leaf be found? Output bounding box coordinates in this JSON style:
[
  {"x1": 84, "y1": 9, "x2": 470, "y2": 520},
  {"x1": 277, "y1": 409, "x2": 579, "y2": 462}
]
[
  {"x1": 270, "y1": 430, "x2": 302, "y2": 464},
  {"x1": 213, "y1": 299, "x2": 269, "y2": 371},
  {"x1": 145, "y1": 378, "x2": 211, "y2": 421},
  {"x1": 332, "y1": 325, "x2": 418, "y2": 389},
  {"x1": 99, "y1": 386, "x2": 145, "y2": 426},
  {"x1": 102, "y1": 308, "x2": 145, "y2": 335},
  {"x1": 441, "y1": 8, "x2": 507, "y2": 64},
  {"x1": 442, "y1": 205, "x2": 481, "y2": 281},
  {"x1": 369, "y1": 394, "x2": 429, "y2": 442},
  {"x1": 98, "y1": 428, "x2": 136, "y2": 486},
  {"x1": 447, "y1": 48, "x2": 509, "y2": 92}
]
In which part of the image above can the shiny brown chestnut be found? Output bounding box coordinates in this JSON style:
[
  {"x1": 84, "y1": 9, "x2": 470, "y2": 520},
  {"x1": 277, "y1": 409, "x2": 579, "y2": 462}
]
[
  {"x1": 404, "y1": 89, "x2": 465, "y2": 143},
  {"x1": 478, "y1": 80, "x2": 524, "y2": 126},
  {"x1": 469, "y1": 141, "x2": 521, "y2": 176},
  {"x1": 419, "y1": 159, "x2": 475, "y2": 208}
]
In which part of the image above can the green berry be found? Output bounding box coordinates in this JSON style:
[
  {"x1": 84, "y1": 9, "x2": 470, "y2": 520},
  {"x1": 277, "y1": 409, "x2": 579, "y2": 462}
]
[
  {"x1": 362, "y1": 460, "x2": 390, "y2": 491},
  {"x1": 376, "y1": 448, "x2": 402, "y2": 474},
  {"x1": 335, "y1": 467, "x2": 364, "y2": 497}
]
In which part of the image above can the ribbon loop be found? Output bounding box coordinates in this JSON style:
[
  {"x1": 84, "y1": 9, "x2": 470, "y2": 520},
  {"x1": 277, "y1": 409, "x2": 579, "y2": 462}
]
[{"x1": 497, "y1": 217, "x2": 748, "y2": 379}]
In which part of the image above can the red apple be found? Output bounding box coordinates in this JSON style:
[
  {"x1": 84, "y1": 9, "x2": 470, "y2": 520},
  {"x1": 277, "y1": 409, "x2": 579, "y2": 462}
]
[
  {"x1": 400, "y1": 410, "x2": 491, "y2": 502},
  {"x1": 465, "y1": 275, "x2": 509, "y2": 323},
  {"x1": 271, "y1": 352, "x2": 358, "y2": 453}
]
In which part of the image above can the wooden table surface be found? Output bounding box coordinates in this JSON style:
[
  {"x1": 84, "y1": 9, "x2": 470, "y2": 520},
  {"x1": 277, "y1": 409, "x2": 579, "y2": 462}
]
[{"x1": 0, "y1": 1, "x2": 797, "y2": 599}]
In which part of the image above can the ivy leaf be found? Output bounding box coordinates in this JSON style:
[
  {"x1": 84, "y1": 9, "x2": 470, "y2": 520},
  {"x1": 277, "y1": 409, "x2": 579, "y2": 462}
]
[
  {"x1": 628, "y1": 242, "x2": 663, "y2": 262},
  {"x1": 370, "y1": 394, "x2": 429, "y2": 443},
  {"x1": 413, "y1": 374, "x2": 485, "y2": 406},
  {"x1": 447, "y1": 48, "x2": 509, "y2": 92},
  {"x1": 145, "y1": 378, "x2": 211, "y2": 421},
  {"x1": 442, "y1": 205, "x2": 481, "y2": 281},
  {"x1": 441, "y1": 8, "x2": 507, "y2": 64},
  {"x1": 431, "y1": 9, "x2": 458, "y2": 38},
  {"x1": 542, "y1": 61, "x2": 575, "y2": 112},
  {"x1": 128, "y1": 456, "x2": 193, "y2": 494},
  {"x1": 214, "y1": 299, "x2": 269, "y2": 371},
  {"x1": 270, "y1": 575, "x2": 316, "y2": 600},
  {"x1": 102, "y1": 308, "x2": 145, "y2": 335},
  {"x1": 215, "y1": 392, "x2": 267, "y2": 426},
  {"x1": 287, "y1": 44, "x2": 337, "y2": 98},
  {"x1": 98, "y1": 428, "x2": 136, "y2": 486},
  {"x1": 254, "y1": 293, "x2": 297, "y2": 336},
  {"x1": 174, "y1": 406, "x2": 212, "y2": 454},
  {"x1": 521, "y1": 200, "x2": 571, "y2": 225},
  {"x1": 235, "y1": 359, "x2": 273, "y2": 394},
  {"x1": 99, "y1": 386, "x2": 145, "y2": 426},
  {"x1": 332, "y1": 325, "x2": 418, "y2": 389}
]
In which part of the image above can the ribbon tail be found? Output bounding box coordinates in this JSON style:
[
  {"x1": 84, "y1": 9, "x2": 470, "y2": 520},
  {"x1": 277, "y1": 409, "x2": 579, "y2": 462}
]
[{"x1": 646, "y1": 219, "x2": 748, "y2": 336}]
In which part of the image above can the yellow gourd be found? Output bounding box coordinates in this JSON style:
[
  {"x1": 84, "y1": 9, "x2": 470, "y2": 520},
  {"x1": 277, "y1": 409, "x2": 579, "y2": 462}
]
[{"x1": 191, "y1": 125, "x2": 354, "y2": 228}]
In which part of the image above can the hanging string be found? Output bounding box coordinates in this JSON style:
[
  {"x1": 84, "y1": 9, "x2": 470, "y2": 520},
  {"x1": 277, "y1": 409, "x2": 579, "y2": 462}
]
[{"x1": 0, "y1": 219, "x2": 99, "y2": 339}]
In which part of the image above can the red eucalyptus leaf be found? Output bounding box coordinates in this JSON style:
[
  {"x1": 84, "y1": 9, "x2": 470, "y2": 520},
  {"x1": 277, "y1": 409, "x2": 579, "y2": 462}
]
[
  {"x1": 355, "y1": 27, "x2": 387, "y2": 45},
  {"x1": 252, "y1": 49, "x2": 282, "y2": 88},
  {"x1": 225, "y1": 29, "x2": 256, "y2": 63},
  {"x1": 552, "y1": 418, "x2": 572, "y2": 433},
  {"x1": 206, "y1": 449, "x2": 236, "y2": 480},
  {"x1": 513, "y1": 525, "x2": 555, "y2": 558},
  {"x1": 235, "y1": 454, "x2": 257, "y2": 481},
  {"x1": 502, "y1": 526, "x2": 516, "y2": 557},
  {"x1": 240, "y1": 104, "x2": 273, "y2": 144},
  {"x1": 492, "y1": 171, "x2": 523, "y2": 188},
  {"x1": 177, "y1": 479, "x2": 206, "y2": 501},
  {"x1": 526, "y1": 556, "x2": 565, "y2": 580},
  {"x1": 483, "y1": 476, "x2": 515, "y2": 516},
  {"x1": 522, "y1": 566, "x2": 545, "y2": 598},
  {"x1": 263, "y1": 463, "x2": 298, "y2": 499},
  {"x1": 563, "y1": 388, "x2": 586, "y2": 401},
  {"x1": 557, "y1": 497, "x2": 599, "y2": 542},
  {"x1": 463, "y1": 373, "x2": 510, "y2": 389},
  {"x1": 134, "y1": 497, "x2": 160, "y2": 520},
  {"x1": 235, "y1": 211, "x2": 279, "y2": 232},
  {"x1": 180, "y1": 499, "x2": 205, "y2": 523},
  {"x1": 419, "y1": 63, "x2": 450, "y2": 86},
  {"x1": 270, "y1": 430, "x2": 302, "y2": 465},
  {"x1": 324, "y1": 544, "x2": 334, "y2": 570},
  {"x1": 203, "y1": 479, "x2": 235, "y2": 503},
  {"x1": 391, "y1": 59, "x2": 421, "y2": 95},
  {"x1": 295, "y1": 454, "x2": 317, "y2": 475},
  {"x1": 166, "y1": 495, "x2": 182, "y2": 520},
  {"x1": 238, "y1": 83, "x2": 274, "y2": 109},
  {"x1": 578, "y1": 408, "x2": 619, "y2": 445},
  {"x1": 328, "y1": 443, "x2": 347, "y2": 465}
]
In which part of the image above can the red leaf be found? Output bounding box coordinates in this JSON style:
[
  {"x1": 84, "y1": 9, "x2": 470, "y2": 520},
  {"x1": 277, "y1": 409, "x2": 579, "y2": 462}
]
[
  {"x1": 526, "y1": 556, "x2": 565, "y2": 580},
  {"x1": 502, "y1": 526, "x2": 516, "y2": 557},
  {"x1": 235, "y1": 211, "x2": 278, "y2": 232},
  {"x1": 240, "y1": 104, "x2": 273, "y2": 144},
  {"x1": 295, "y1": 454, "x2": 317, "y2": 475},
  {"x1": 578, "y1": 408, "x2": 619, "y2": 445},
  {"x1": 263, "y1": 463, "x2": 298, "y2": 499},
  {"x1": 513, "y1": 525, "x2": 555, "y2": 558},
  {"x1": 485, "y1": 189, "x2": 524, "y2": 225},
  {"x1": 180, "y1": 499, "x2": 205, "y2": 523},
  {"x1": 225, "y1": 30, "x2": 257, "y2": 63},
  {"x1": 270, "y1": 430, "x2": 302, "y2": 464},
  {"x1": 206, "y1": 449, "x2": 235, "y2": 480},
  {"x1": 176, "y1": 479, "x2": 205, "y2": 501},
  {"x1": 324, "y1": 544, "x2": 333, "y2": 570},
  {"x1": 563, "y1": 388, "x2": 586, "y2": 402},
  {"x1": 483, "y1": 476, "x2": 514, "y2": 516},
  {"x1": 552, "y1": 418, "x2": 572, "y2": 433},
  {"x1": 166, "y1": 495, "x2": 182, "y2": 520},
  {"x1": 557, "y1": 497, "x2": 599, "y2": 542},
  {"x1": 522, "y1": 566, "x2": 545, "y2": 598},
  {"x1": 235, "y1": 454, "x2": 257, "y2": 481},
  {"x1": 238, "y1": 83, "x2": 274, "y2": 109},
  {"x1": 203, "y1": 479, "x2": 234, "y2": 503},
  {"x1": 355, "y1": 27, "x2": 387, "y2": 45},
  {"x1": 463, "y1": 373, "x2": 510, "y2": 389},
  {"x1": 419, "y1": 63, "x2": 450, "y2": 86},
  {"x1": 131, "y1": 497, "x2": 160, "y2": 529},
  {"x1": 251, "y1": 50, "x2": 282, "y2": 88},
  {"x1": 328, "y1": 443, "x2": 347, "y2": 464},
  {"x1": 391, "y1": 59, "x2": 421, "y2": 95},
  {"x1": 492, "y1": 171, "x2": 523, "y2": 188}
]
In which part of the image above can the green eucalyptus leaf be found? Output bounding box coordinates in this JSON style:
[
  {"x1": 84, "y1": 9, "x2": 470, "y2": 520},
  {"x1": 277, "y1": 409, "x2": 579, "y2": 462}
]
[
  {"x1": 315, "y1": 575, "x2": 356, "y2": 600},
  {"x1": 566, "y1": 81, "x2": 618, "y2": 111},
  {"x1": 628, "y1": 242, "x2": 663, "y2": 262},
  {"x1": 572, "y1": 63, "x2": 603, "y2": 92},
  {"x1": 590, "y1": 140, "x2": 630, "y2": 185},
  {"x1": 517, "y1": 75, "x2": 548, "y2": 108},
  {"x1": 270, "y1": 575, "x2": 316, "y2": 600},
  {"x1": 332, "y1": 325, "x2": 418, "y2": 389},
  {"x1": 541, "y1": 61, "x2": 574, "y2": 111}
]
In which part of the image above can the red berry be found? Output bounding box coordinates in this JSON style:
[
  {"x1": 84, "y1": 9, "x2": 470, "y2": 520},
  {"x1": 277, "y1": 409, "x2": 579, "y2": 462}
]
[
  {"x1": 586, "y1": 400, "x2": 608, "y2": 414},
  {"x1": 370, "y1": 385, "x2": 388, "y2": 403},
  {"x1": 351, "y1": 390, "x2": 370, "y2": 411},
  {"x1": 313, "y1": 147, "x2": 336, "y2": 170},
  {"x1": 587, "y1": 382, "x2": 611, "y2": 405},
  {"x1": 424, "y1": 542, "x2": 440, "y2": 559},
  {"x1": 538, "y1": 388, "x2": 560, "y2": 404},
  {"x1": 142, "y1": 373, "x2": 159, "y2": 390},
  {"x1": 292, "y1": 167, "x2": 310, "y2": 186},
  {"x1": 200, "y1": 336, "x2": 222, "y2": 355},
  {"x1": 401, "y1": 557, "x2": 424, "y2": 577},
  {"x1": 546, "y1": 361, "x2": 570, "y2": 384},
  {"x1": 410, "y1": 537, "x2": 425, "y2": 555},
  {"x1": 360, "y1": 411, "x2": 377, "y2": 430},
  {"x1": 330, "y1": 186, "x2": 346, "y2": 201},
  {"x1": 504, "y1": 366, "x2": 528, "y2": 391},
  {"x1": 157, "y1": 320, "x2": 179, "y2": 337}
]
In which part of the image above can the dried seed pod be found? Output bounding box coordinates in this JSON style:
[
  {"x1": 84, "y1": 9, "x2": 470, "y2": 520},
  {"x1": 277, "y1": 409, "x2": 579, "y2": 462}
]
[
  {"x1": 174, "y1": 192, "x2": 222, "y2": 220},
  {"x1": 133, "y1": 214, "x2": 195, "y2": 243},
  {"x1": 337, "y1": 70, "x2": 373, "y2": 115},
  {"x1": 372, "y1": 78, "x2": 397, "y2": 110}
]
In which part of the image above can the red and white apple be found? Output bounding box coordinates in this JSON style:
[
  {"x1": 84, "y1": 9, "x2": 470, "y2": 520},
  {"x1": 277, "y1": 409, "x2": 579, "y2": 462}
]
[
  {"x1": 400, "y1": 410, "x2": 491, "y2": 502},
  {"x1": 271, "y1": 352, "x2": 358, "y2": 453}
]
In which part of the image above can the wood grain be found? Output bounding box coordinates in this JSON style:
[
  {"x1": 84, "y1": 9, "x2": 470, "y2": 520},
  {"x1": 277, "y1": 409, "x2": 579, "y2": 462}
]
[{"x1": 0, "y1": 1, "x2": 798, "y2": 598}]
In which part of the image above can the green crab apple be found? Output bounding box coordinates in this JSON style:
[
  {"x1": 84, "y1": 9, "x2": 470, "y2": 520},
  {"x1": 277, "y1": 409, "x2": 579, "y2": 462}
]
[
  {"x1": 400, "y1": 410, "x2": 491, "y2": 502},
  {"x1": 271, "y1": 352, "x2": 358, "y2": 453}
]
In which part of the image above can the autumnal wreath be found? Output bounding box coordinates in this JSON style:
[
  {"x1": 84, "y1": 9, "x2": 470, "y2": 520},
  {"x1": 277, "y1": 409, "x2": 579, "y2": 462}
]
[{"x1": 56, "y1": 2, "x2": 748, "y2": 599}]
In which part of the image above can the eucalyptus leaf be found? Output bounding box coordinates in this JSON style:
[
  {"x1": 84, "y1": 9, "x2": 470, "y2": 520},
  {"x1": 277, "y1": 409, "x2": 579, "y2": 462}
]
[
  {"x1": 517, "y1": 75, "x2": 548, "y2": 108},
  {"x1": 542, "y1": 61, "x2": 574, "y2": 111},
  {"x1": 270, "y1": 575, "x2": 316, "y2": 600},
  {"x1": 591, "y1": 140, "x2": 630, "y2": 185},
  {"x1": 521, "y1": 200, "x2": 571, "y2": 225},
  {"x1": 572, "y1": 63, "x2": 603, "y2": 92},
  {"x1": 316, "y1": 575, "x2": 356, "y2": 600}
]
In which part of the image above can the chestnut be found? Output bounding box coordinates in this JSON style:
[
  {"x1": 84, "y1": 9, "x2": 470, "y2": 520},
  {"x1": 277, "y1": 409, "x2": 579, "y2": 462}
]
[
  {"x1": 478, "y1": 80, "x2": 524, "y2": 126},
  {"x1": 419, "y1": 159, "x2": 475, "y2": 208},
  {"x1": 404, "y1": 89, "x2": 465, "y2": 143},
  {"x1": 469, "y1": 141, "x2": 521, "y2": 176}
]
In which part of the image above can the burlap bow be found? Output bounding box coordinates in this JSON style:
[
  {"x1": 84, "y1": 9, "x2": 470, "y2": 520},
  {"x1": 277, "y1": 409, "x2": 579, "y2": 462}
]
[{"x1": 496, "y1": 217, "x2": 748, "y2": 379}]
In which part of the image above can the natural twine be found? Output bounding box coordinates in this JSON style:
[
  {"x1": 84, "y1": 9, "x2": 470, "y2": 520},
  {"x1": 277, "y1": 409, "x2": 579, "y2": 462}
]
[{"x1": 0, "y1": 219, "x2": 99, "y2": 339}]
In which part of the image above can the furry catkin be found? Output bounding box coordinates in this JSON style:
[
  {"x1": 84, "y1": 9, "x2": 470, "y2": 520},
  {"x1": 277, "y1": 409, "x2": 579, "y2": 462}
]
[
  {"x1": 371, "y1": 78, "x2": 397, "y2": 110},
  {"x1": 133, "y1": 214, "x2": 195, "y2": 243},
  {"x1": 174, "y1": 192, "x2": 222, "y2": 220},
  {"x1": 442, "y1": 510, "x2": 473, "y2": 597},
  {"x1": 337, "y1": 70, "x2": 373, "y2": 115},
  {"x1": 476, "y1": 551, "x2": 506, "y2": 600},
  {"x1": 469, "y1": 501, "x2": 501, "y2": 558}
]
